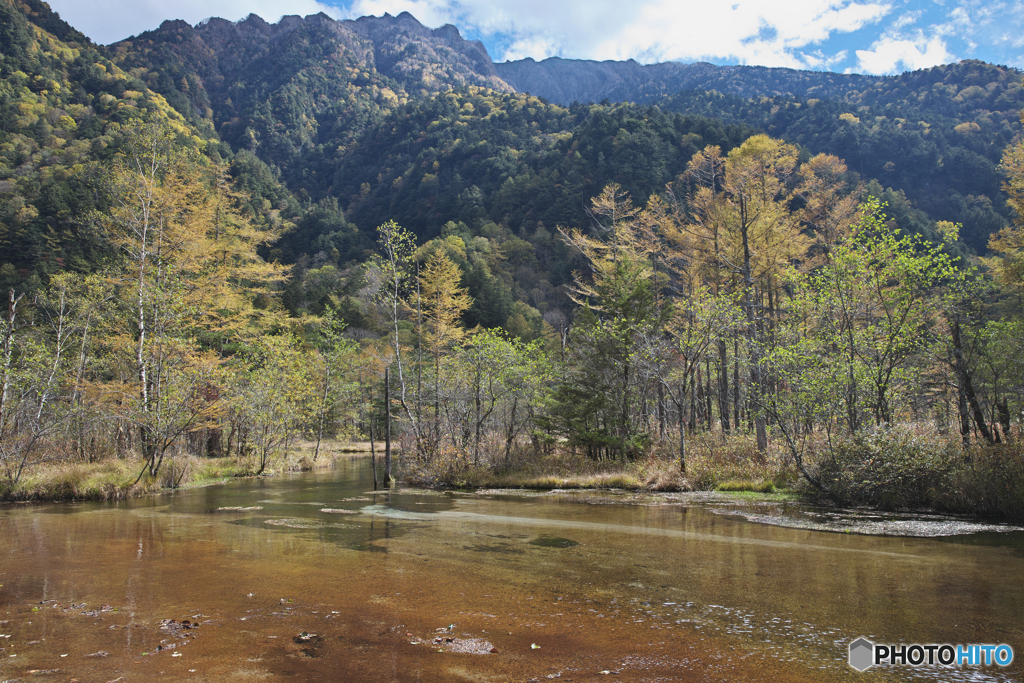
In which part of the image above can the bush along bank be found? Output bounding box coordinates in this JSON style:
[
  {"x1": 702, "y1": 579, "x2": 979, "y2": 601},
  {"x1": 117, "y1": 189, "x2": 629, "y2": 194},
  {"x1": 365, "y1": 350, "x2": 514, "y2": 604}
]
[
  {"x1": 807, "y1": 427, "x2": 1024, "y2": 519},
  {"x1": 401, "y1": 426, "x2": 1024, "y2": 522}
]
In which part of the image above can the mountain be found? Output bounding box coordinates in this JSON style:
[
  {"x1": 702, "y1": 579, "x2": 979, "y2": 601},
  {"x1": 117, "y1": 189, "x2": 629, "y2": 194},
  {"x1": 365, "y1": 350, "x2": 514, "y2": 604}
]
[
  {"x1": 0, "y1": 0, "x2": 202, "y2": 280},
  {"x1": 497, "y1": 56, "x2": 1024, "y2": 251},
  {"x1": 494, "y1": 57, "x2": 882, "y2": 104},
  {"x1": 4, "y1": 0, "x2": 1024, "y2": 329},
  {"x1": 108, "y1": 11, "x2": 511, "y2": 195},
  {"x1": 109, "y1": 8, "x2": 1024, "y2": 253},
  {"x1": 347, "y1": 12, "x2": 506, "y2": 93},
  {"x1": 653, "y1": 61, "x2": 1024, "y2": 250}
]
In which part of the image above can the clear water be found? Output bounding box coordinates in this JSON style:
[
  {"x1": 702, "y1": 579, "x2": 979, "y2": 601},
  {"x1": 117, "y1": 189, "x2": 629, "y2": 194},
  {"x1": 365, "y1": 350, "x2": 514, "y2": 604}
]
[{"x1": 0, "y1": 457, "x2": 1021, "y2": 682}]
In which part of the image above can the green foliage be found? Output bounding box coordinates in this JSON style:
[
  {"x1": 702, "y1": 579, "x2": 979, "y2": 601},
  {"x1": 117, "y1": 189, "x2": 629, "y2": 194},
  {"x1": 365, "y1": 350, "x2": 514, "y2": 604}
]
[
  {"x1": 0, "y1": 0, "x2": 198, "y2": 279},
  {"x1": 336, "y1": 93, "x2": 753, "y2": 250},
  {"x1": 660, "y1": 61, "x2": 1024, "y2": 251},
  {"x1": 772, "y1": 198, "x2": 961, "y2": 432},
  {"x1": 541, "y1": 250, "x2": 667, "y2": 460},
  {"x1": 228, "y1": 334, "x2": 312, "y2": 475}
]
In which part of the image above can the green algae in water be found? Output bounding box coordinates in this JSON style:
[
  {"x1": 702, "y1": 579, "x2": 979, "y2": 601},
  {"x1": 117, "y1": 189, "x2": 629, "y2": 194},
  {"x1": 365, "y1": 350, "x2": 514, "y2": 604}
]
[
  {"x1": 463, "y1": 543, "x2": 526, "y2": 554},
  {"x1": 529, "y1": 535, "x2": 579, "y2": 548}
]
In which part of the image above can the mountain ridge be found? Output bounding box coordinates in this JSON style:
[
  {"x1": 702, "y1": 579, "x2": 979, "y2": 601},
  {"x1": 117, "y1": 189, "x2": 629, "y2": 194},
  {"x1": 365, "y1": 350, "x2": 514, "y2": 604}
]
[
  {"x1": 494, "y1": 56, "x2": 886, "y2": 104},
  {"x1": 4, "y1": 0, "x2": 1024, "y2": 313}
]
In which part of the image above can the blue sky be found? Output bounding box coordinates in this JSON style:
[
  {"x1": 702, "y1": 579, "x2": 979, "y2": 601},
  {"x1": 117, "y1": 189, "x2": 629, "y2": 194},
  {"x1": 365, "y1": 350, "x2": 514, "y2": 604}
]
[{"x1": 46, "y1": 0, "x2": 1024, "y2": 75}]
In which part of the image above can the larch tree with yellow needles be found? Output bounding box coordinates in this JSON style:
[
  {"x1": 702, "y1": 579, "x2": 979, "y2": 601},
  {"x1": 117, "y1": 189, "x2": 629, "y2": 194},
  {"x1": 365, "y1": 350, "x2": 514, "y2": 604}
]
[
  {"x1": 96, "y1": 121, "x2": 288, "y2": 481},
  {"x1": 419, "y1": 248, "x2": 471, "y2": 452}
]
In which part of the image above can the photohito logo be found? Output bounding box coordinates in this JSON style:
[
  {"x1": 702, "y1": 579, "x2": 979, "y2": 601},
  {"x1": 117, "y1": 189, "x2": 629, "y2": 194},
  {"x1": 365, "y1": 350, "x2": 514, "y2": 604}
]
[{"x1": 848, "y1": 637, "x2": 1014, "y2": 672}]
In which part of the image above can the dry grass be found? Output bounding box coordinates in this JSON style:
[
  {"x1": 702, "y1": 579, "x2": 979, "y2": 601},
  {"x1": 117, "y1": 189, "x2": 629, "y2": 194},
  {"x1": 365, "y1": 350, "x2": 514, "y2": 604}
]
[
  {"x1": 0, "y1": 438, "x2": 373, "y2": 502},
  {"x1": 402, "y1": 431, "x2": 800, "y2": 493},
  {"x1": 806, "y1": 425, "x2": 1024, "y2": 519},
  {"x1": 2, "y1": 458, "x2": 159, "y2": 501}
]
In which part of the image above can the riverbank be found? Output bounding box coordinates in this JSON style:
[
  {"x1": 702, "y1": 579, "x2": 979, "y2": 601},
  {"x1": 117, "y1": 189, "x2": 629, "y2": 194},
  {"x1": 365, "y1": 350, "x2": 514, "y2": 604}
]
[
  {"x1": 401, "y1": 427, "x2": 1024, "y2": 522},
  {"x1": 0, "y1": 440, "x2": 374, "y2": 503},
  {"x1": 401, "y1": 434, "x2": 795, "y2": 494},
  {"x1": 7, "y1": 427, "x2": 1024, "y2": 523}
]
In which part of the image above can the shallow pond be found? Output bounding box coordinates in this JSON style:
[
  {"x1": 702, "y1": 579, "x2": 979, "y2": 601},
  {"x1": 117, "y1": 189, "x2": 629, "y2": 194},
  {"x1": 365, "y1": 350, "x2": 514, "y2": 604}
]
[{"x1": 1, "y1": 457, "x2": 1022, "y2": 682}]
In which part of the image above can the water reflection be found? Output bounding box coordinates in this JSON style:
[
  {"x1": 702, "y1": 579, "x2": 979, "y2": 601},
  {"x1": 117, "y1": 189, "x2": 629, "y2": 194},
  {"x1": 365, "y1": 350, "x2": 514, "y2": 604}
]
[{"x1": 0, "y1": 456, "x2": 1022, "y2": 682}]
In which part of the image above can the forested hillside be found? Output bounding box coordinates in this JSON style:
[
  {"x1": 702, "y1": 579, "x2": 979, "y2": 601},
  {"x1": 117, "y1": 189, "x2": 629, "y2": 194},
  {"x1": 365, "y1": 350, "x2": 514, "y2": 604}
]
[
  {"x1": 0, "y1": 0, "x2": 312, "y2": 289},
  {"x1": 658, "y1": 61, "x2": 1024, "y2": 250},
  {"x1": 6, "y1": 1, "x2": 1024, "y2": 516},
  {"x1": 0, "y1": 0, "x2": 198, "y2": 283},
  {"x1": 498, "y1": 58, "x2": 1024, "y2": 252},
  {"x1": 495, "y1": 56, "x2": 883, "y2": 103},
  {"x1": 3, "y1": 1, "x2": 1022, "y2": 319}
]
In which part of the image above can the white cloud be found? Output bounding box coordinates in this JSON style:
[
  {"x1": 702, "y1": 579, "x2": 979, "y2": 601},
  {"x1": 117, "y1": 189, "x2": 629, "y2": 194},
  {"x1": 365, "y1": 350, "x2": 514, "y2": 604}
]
[
  {"x1": 347, "y1": 0, "x2": 891, "y2": 69},
  {"x1": 46, "y1": 0, "x2": 342, "y2": 45},
  {"x1": 855, "y1": 33, "x2": 954, "y2": 73},
  {"x1": 803, "y1": 49, "x2": 850, "y2": 70},
  {"x1": 502, "y1": 36, "x2": 563, "y2": 63},
  {"x1": 49, "y1": 0, "x2": 998, "y2": 75},
  {"x1": 889, "y1": 8, "x2": 922, "y2": 31},
  {"x1": 944, "y1": 0, "x2": 1024, "y2": 63}
]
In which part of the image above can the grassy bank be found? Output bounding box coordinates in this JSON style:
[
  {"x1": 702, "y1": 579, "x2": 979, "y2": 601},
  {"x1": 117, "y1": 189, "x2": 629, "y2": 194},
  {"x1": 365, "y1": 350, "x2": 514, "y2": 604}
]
[
  {"x1": 0, "y1": 440, "x2": 370, "y2": 503},
  {"x1": 401, "y1": 432, "x2": 798, "y2": 495},
  {"x1": 808, "y1": 427, "x2": 1024, "y2": 519},
  {"x1": 8, "y1": 428, "x2": 1024, "y2": 522},
  {"x1": 400, "y1": 426, "x2": 1024, "y2": 521}
]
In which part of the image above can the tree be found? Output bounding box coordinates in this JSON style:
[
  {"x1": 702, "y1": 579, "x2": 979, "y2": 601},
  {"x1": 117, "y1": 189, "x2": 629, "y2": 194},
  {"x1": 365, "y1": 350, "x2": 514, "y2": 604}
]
[
  {"x1": 0, "y1": 289, "x2": 35, "y2": 484},
  {"x1": 553, "y1": 186, "x2": 670, "y2": 458},
  {"x1": 450, "y1": 329, "x2": 549, "y2": 465},
  {"x1": 419, "y1": 248, "x2": 472, "y2": 452},
  {"x1": 651, "y1": 286, "x2": 743, "y2": 471},
  {"x1": 230, "y1": 335, "x2": 311, "y2": 475},
  {"x1": 369, "y1": 220, "x2": 419, "y2": 439},
  {"x1": 723, "y1": 135, "x2": 806, "y2": 451},
  {"x1": 95, "y1": 121, "x2": 288, "y2": 479},
  {"x1": 0, "y1": 268, "x2": 119, "y2": 484},
  {"x1": 987, "y1": 130, "x2": 1024, "y2": 296},
  {"x1": 776, "y1": 198, "x2": 957, "y2": 432},
  {"x1": 308, "y1": 307, "x2": 360, "y2": 462}
]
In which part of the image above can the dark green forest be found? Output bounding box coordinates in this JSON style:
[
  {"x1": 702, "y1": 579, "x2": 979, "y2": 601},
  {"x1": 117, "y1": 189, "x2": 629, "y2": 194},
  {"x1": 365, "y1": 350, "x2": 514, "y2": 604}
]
[{"x1": 4, "y1": 0, "x2": 1023, "y2": 319}]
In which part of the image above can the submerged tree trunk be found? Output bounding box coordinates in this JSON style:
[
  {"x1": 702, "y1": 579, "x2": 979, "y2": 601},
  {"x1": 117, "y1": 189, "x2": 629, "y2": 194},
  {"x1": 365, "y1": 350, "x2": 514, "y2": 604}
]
[
  {"x1": 384, "y1": 367, "x2": 392, "y2": 485},
  {"x1": 369, "y1": 415, "x2": 378, "y2": 491},
  {"x1": 718, "y1": 339, "x2": 730, "y2": 434}
]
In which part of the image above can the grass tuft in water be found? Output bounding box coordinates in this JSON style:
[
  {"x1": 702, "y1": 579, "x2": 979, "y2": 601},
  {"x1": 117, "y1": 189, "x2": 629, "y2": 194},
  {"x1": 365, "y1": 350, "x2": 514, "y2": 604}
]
[{"x1": 717, "y1": 479, "x2": 776, "y2": 493}]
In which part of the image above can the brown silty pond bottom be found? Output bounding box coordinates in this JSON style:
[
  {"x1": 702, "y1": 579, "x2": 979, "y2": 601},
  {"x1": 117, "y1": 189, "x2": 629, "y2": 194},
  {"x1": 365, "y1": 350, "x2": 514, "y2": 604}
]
[{"x1": 1, "y1": 457, "x2": 1023, "y2": 682}]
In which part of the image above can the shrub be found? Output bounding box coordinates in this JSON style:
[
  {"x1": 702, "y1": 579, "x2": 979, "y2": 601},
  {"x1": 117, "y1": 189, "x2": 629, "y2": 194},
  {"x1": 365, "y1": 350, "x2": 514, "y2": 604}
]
[
  {"x1": 810, "y1": 427, "x2": 955, "y2": 509},
  {"x1": 936, "y1": 441, "x2": 1024, "y2": 519}
]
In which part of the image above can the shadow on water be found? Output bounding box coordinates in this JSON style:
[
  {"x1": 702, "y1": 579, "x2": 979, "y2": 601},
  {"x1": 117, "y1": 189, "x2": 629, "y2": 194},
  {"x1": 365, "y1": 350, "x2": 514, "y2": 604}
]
[{"x1": 931, "y1": 529, "x2": 1024, "y2": 555}]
